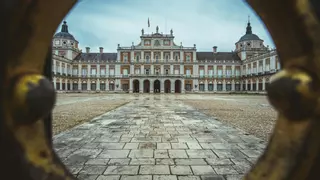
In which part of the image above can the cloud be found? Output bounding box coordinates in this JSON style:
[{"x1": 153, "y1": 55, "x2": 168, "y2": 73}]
[{"x1": 57, "y1": 0, "x2": 275, "y2": 53}]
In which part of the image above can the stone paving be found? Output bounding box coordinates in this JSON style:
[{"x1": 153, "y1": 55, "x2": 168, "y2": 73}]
[{"x1": 53, "y1": 96, "x2": 266, "y2": 180}]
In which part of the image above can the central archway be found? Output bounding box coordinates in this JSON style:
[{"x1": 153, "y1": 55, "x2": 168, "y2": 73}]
[
  {"x1": 133, "y1": 79, "x2": 139, "y2": 93},
  {"x1": 175, "y1": 80, "x2": 181, "y2": 93},
  {"x1": 143, "y1": 80, "x2": 150, "y2": 93},
  {"x1": 154, "y1": 80, "x2": 160, "y2": 93},
  {"x1": 164, "y1": 80, "x2": 171, "y2": 93}
]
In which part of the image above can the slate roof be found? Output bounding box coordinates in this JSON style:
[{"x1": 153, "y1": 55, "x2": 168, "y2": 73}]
[
  {"x1": 238, "y1": 33, "x2": 261, "y2": 42},
  {"x1": 196, "y1": 52, "x2": 241, "y2": 61},
  {"x1": 74, "y1": 53, "x2": 117, "y2": 61},
  {"x1": 237, "y1": 22, "x2": 261, "y2": 43},
  {"x1": 53, "y1": 21, "x2": 76, "y2": 41}
]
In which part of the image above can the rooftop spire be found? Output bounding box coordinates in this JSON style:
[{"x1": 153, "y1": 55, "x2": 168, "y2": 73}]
[
  {"x1": 246, "y1": 15, "x2": 252, "y2": 34},
  {"x1": 61, "y1": 21, "x2": 69, "y2": 33}
]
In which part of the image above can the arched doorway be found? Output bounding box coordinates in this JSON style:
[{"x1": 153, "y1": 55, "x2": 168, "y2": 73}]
[
  {"x1": 133, "y1": 79, "x2": 139, "y2": 93},
  {"x1": 175, "y1": 80, "x2": 181, "y2": 93},
  {"x1": 154, "y1": 80, "x2": 160, "y2": 93},
  {"x1": 164, "y1": 80, "x2": 171, "y2": 93},
  {"x1": 143, "y1": 80, "x2": 150, "y2": 93}
]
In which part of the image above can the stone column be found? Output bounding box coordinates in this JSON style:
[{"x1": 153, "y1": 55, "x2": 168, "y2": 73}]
[
  {"x1": 214, "y1": 65, "x2": 217, "y2": 77},
  {"x1": 97, "y1": 64, "x2": 100, "y2": 77},
  {"x1": 78, "y1": 64, "x2": 81, "y2": 77},
  {"x1": 160, "y1": 51, "x2": 164, "y2": 61},
  {"x1": 214, "y1": 80, "x2": 217, "y2": 91},
  {"x1": 88, "y1": 65, "x2": 91, "y2": 77},
  {"x1": 151, "y1": 65, "x2": 154, "y2": 75},
  {"x1": 232, "y1": 80, "x2": 235, "y2": 91},
  {"x1": 78, "y1": 80, "x2": 81, "y2": 91},
  {"x1": 151, "y1": 51, "x2": 154, "y2": 62},
  {"x1": 171, "y1": 80, "x2": 175, "y2": 93},
  {"x1": 106, "y1": 80, "x2": 110, "y2": 91},
  {"x1": 87, "y1": 80, "x2": 90, "y2": 91},
  {"x1": 180, "y1": 51, "x2": 184, "y2": 62},
  {"x1": 205, "y1": 79, "x2": 208, "y2": 92},
  {"x1": 170, "y1": 65, "x2": 174, "y2": 74},
  {"x1": 222, "y1": 80, "x2": 226, "y2": 91},
  {"x1": 141, "y1": 65, "x2": 144, "y2": 75},
  {"x1": 205, "y1": 65, "x2": 208, "y2": 77},
  {"x1": 263, "y1": 77, "x2": 266, "y2": 91},
  {"x1": 256, "y1": 79, "x2": 259, "y2": 91},
  {"x1": 106, "y1": 65, "x2": 109, "y2": 77},
  {"x1": 160, "y1": 65, "x2": 164, "y2": 75},
  {"x1": 97, "y1": 79, "x2": 100, "y2": 91},
  {"x1": 141, "y1": 51, "x2": 144, "y2": 61},
  {"x1": 181, "y1": 79, "x2": 185, "y2": 93},
  {"x1": 170, "y1": 51, "x2": 173, "y2": 61},
  {"x1": 139, "y1": 79, "x2": 143, "y2": 93},
  {"x1": 59, "y1": 79, "x2": 62, "y2": 90},
  {"x1": 129, "y1": 78, "x2": 133, "y2": 93},
  {"x1": 130, "y1": 64, "x2": 134, "y2": 75},
  {"x1": 160, "y1": 79, "x2": 164, "y2": 93},
  {"x1": 150, "y1": 79, "x2": 154, "y2": 93}
]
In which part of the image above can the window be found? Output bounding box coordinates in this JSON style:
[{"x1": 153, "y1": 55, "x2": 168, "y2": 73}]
[
  {"x1": 145, "y1": 69, "x2": 149, "y2": 75},
  {"x1": 208, "y1": 70, "x2": 213, "y2": 77},
  {"x1": 136, "y1": 55, "x2": 140, "y2": 62},
  {"x1": 175, "y1": 56, "x2": 178, "y2": 61},
  {"x1": 124, "y1": 55, "x2": 128, "y2": 62},
  {"x1": 155, "y1": 55, "x2": 159, "y2": 62},
  {"x1": 199, "y1": 69, "x2": 204, "y2": 77},
  {"x1": 217, "y1": 69, "x2": 222, "y2": 77},
  {"x1": 165, "y1": 69, "x2": 169, "y2": 75},
  {"x1": 135, "y1": 68, "x2": 140, "y2": 74},
  {"x1": 109, "y1": 69, "x2": 115, "y2": 76},
  {"x1": 72, "y1": 68, "x2": 78, "y2": 76},
  {"x1": 146, "y1": 55, "x2": 150, "y2": 62},
  {"x1": 123, "y1": 69, "x2": 128, "y2": 77},
  {"x1": 165, "y1": 55, "x2": 169, "y2": 61},
  {"x1": 100, "y1": 68, "x2": 106, "y2": 76},
  {"x1": 82, "y1": 68, "x2": 87, "y2": 77},
  {"x1": 186, "y1": 55, "x2": 191, "y2": 62},
  {"x1": 91, "y1": 68, "x2": 96, "y2": 76}
]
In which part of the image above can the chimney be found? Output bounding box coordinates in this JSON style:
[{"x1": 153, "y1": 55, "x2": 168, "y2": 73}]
[
  {"x1": 213, "y1": 46, "x2": 218, "y2": 53},
  {"x1": 86, "y1": 47, "x2": 90, "y2": 53},
  {"x1": 99, "y1": 47, "x2": 104, "y2": 53}
]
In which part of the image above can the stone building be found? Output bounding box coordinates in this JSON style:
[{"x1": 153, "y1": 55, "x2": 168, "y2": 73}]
[{"x1": 52, "y1": 20, "x2": 280, "y2": 93}]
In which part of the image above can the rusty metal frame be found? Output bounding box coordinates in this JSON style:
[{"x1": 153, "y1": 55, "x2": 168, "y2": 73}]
[{"x1": 0, "y1": 0, "x2": 319, "y2": 179}]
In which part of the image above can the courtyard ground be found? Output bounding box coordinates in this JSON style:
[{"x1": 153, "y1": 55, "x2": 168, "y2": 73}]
[
  {"x1": 53, "y1": 93, "x2": 131, "y2": 135},
  {"x1": 53, "y1": 94, "x2": 276, "y2": 180},
  {"x1": 181, "y1": 95, "x2": 277, "y2": 141}
]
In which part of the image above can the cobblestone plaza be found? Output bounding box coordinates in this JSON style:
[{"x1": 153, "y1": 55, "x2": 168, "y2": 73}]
[{"x1": 54, "y1": 95, "x2": 268, "y2": 180}]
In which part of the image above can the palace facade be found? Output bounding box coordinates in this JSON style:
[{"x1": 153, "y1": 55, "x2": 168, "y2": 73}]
[{"x1": 52, "y1": 21, "x2": 280, "y2": 93}]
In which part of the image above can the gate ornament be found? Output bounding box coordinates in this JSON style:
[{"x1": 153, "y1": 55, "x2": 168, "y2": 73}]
[{"x1": 0, "y1": 0, "x2": 319, "y2": 179}]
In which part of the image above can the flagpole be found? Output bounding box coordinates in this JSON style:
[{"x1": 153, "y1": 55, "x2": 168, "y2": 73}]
[{"x1": 148, "y1": 17, "x2": 150, "y2": 34}]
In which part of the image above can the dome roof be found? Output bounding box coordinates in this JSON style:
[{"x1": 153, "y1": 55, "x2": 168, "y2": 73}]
[
  {"x1": 237, "y1": 22, "x2": 262, "y2": 42},
  {"x1": 53, "y1": 21, "x2": 76, "y2": 41},
  {"x1": 239, "y1": 33, "x2": 261, "y2": 42}
]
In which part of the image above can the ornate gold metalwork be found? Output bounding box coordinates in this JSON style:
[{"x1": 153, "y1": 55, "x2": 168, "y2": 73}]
[{"x1": 0, "y1": 0, "x2": 319, "y2": 179}]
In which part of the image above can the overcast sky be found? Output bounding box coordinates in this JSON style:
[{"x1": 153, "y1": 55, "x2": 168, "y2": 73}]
[{"x1": 57, "y1": 0, "x2": 275, "y2": 53}]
